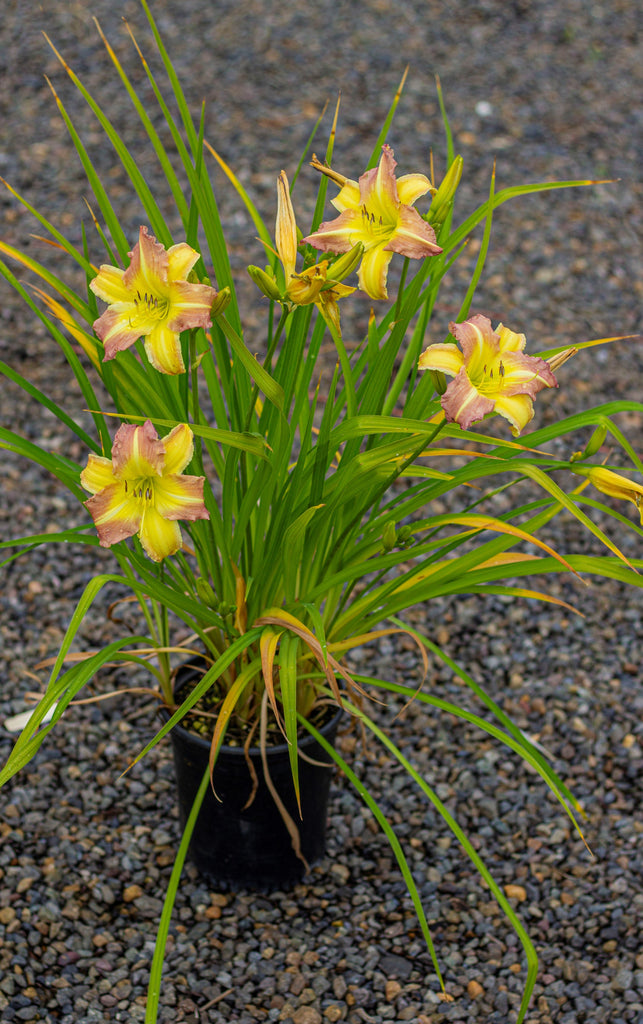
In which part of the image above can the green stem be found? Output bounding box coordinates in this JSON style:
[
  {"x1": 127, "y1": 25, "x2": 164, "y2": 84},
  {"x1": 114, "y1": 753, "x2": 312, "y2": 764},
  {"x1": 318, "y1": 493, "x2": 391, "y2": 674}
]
[
  {"x1": 243, "y1": 305, "x2": 290, "y2": 433},
  {"x1": 189, "y1": 329, "x2": 204, "y2": 471}
]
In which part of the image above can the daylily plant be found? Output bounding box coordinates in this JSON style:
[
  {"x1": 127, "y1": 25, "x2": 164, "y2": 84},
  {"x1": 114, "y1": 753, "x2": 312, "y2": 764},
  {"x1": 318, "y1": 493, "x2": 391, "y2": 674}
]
[
  {"x1": 419, "y1": 313, "x2": 558, "y2": 435},
  {"x1": 80, "y1": 420, "x2": 209, "y2": 561},
  {"x1": 304, "y1": 143, "x2": 442, "y2": 299},
  {"x1": 1, "y1": 11, "x2": 641, "y2": 1024},
  {"x1": 91, "y1": 226, "x2": 218, "y2": 374}
]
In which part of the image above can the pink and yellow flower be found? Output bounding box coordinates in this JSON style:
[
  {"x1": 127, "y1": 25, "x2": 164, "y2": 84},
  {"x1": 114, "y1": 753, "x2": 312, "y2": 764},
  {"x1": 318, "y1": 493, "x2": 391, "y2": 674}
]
[
  {"x1": 303, "y1": 144, "x2": 442, "y2": 301},
  {"x1": 90, "y1": 226, "x2": 218, "y2": 375},
  {"x1": 81, "y1": 420, "x2": 209, "y2": 562},
  {"x1": 418, "y1": 314, "x2": 558, "y2": 436}
]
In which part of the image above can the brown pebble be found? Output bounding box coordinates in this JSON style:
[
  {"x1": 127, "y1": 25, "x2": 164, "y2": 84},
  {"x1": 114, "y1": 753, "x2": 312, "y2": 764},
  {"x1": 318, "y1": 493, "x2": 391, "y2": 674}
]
[
  {"x1": 292, "y1": 1009, "x2": 322, "y2": 1024},
  {"x1": 323, "y1": 1007, "x2": 343, "y2": 1022},
  {"x1": 122, "y1": 884, "x2": 143, "y2": 902},
  {"x1": 0, "y1": 907, "x2": 16, "y2": 924},
  {"x1": 504, "y1": 884, "x2": 527, "y2": 901},
  {"x1": 290, "y1": 974, "x2": 306, "y2": 996},
  {"x1": 467, "y1": 980, "x2": 484, "y2": 999},
  {"x1": 385, "y1": 980, "x2": 401, "y2": 1001}
]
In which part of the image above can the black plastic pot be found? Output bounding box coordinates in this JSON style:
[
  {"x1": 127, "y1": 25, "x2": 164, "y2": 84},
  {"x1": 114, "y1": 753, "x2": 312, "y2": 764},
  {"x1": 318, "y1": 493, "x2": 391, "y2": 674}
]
[{"x1": 164, "y1": 659, "x2": 342, "y2": 889}]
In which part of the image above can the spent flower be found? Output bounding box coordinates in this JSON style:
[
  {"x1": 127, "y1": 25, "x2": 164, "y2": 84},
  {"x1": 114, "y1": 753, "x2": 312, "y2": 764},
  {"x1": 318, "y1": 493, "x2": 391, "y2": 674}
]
[{"x1": 572, "y1": 465, "x2": 643, "y2": 524}]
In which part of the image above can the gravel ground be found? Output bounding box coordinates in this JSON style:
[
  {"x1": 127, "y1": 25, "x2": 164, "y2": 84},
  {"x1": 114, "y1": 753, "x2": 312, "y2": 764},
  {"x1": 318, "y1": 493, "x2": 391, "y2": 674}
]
[{"x1": 1, "y1": 1, "x2": 642, "y2": 1023}]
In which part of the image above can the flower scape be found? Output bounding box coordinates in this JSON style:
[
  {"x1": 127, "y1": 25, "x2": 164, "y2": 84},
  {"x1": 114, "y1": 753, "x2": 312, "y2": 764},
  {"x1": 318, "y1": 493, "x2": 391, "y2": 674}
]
[{"x1": 1, "y1": 6, "x2": 642, "y2": 1024}]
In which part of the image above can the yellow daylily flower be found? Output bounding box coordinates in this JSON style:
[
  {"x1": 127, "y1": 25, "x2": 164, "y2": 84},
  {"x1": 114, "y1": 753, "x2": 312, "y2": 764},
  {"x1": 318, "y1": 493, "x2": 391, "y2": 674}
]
[
  {"x1": 418, "y1": 314, "x2": 558, "y2": 436},
  {"x1": 90, "y1": 226, "x2": 218, "y2": 375},
  {"x1": 81, "y1": 420, "x2": 209, "y2": 562},
  {"x1": 303, "y1": 144, "x2": 442, "y2": 301},
  {"x1": 573, "y1": 465, "x2": 643, "y2": 525},
  {"x1": 274, "y1": 170, "x2": 356, "y2": 332}
]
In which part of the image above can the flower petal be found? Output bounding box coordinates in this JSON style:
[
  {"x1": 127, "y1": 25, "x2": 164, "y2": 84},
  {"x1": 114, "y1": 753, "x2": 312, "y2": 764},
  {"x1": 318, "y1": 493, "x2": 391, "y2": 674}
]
[
  {"x1": 493, "y1": 393, "x2": 536, "y2": 436},
  {"x1": 112, "y1": 420, "x2": 165, "y2": 479},
  {"x1": 144, "y1": 323, "x2": 186, "y2": 375},
  {"x1": 123, "y1": 226, "x2": 169, "y2": 294},
  {"x1": 441, "y1": 367, "x2": 494, "y2": 429},
  {"x1": 138, "y1": 507, "x2": 183, "y2": 561},
  {"x1": 80, "y1": 454, "x2": 117, "y2": 495},
  {"x1": 93, "y1": 306, "x2": 142, "y2": 358},
  {"x1": 154, "y1": 474, "x2": 208, "y2": 521},
  {"x1": 167, "y1": 242, "x2": 200, "y2": 281},
  {"x1": 90, "y1": 265, "x2": 130, "y2": 305},
  {"x1": 162, "y1": 423, "x2": 195, "y2": 475},
  {"x1": 418, "y1": 343, "x2": 464, "y2": 377},
  {"x1": 496, "y1": 323, "x2": 527, "y2": 354},
  {"x1": 360, "y1": 144, "x2": 399, "y2": 222},
  {"x1": 450, "y1": 315, "x2": 499, "y2": 370},
  {"x1": 303, "y1": 210, "x2": 356, "y2": 253},
  {"x1": 85, "y1": 484, "x2": 142, "y2": 547},
  {"x1": 357, "y1": 245, "x2": 394, "y2": 301},
  {"x1": 316, "y1": 292, "x2": 341, "y2": 334},
  {"x1": 331, "y1": 178, "x2": 361, "y2": 212},
  {"x1": 500, "y1": 351, "x2": 558, "y2": 396},
  {"x1": 167, "y1": 280, "x2": 216, "y2": 332},
  {"x1": 396, "y1": 172, "x2": 433, "y2": 206},
  {"x1": 385, "y1": 205, "x2": 442, "y2": 259}
]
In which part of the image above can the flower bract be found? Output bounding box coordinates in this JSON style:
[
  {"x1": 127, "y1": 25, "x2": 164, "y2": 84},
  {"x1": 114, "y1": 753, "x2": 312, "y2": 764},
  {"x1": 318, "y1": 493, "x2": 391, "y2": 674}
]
[
  {"x1": 90, "y1": 226, "x2": 218, "y2": 374},
  {"x1": 419, "y1": 314, "x2": 558, "y2": 435},
  {"x1": 81, "y1": 420, "x2": 209, "y2": 561},
  {"x1": 303, "y1": 144, "x2": 442, "y2": 300}
]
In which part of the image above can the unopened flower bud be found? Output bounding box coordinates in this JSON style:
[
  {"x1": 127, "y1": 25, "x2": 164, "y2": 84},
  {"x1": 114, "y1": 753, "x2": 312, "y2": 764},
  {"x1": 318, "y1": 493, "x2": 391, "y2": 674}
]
[
  {"x1": 427, "y1": 369, "x2": 447, "y2": 395},
  {"x1": 382, "y1": 521, "x2": 397, "y2": 551},
  {"x1": 211, "y1": 286, "x2": 232, "y2": 317},
  {"x1": 196, "y1": 577, "x2": 219, "y2": 609},
  {"x1": 426, "y1": 155, "x2": 463, "y2": 229},
  {"x1": 217, "y1": 601, "x2": 236, "y2": 619},
  {"x1": 247, "y1": 266, "x2": 283, "y2": 302},
  {"x1": 570, "y1": 421, "x2": 608, "y2": 462},
  {"x1": 326, "y1": 242, "x2": 364, "y2": 285}
]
